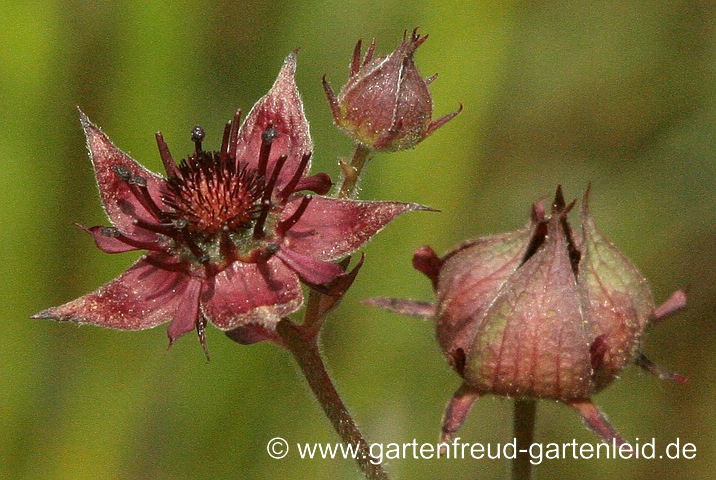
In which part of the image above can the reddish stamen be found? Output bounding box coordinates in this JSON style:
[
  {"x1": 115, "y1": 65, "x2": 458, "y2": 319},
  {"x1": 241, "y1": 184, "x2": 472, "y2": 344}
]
[
  {"x1": 294, "y1": 172, "x2": 332, "y2": 196},
  {"x1": 264, "y1": 155, "x2": 288, "y2": 191},
  {"x1": 133, "y1": 218, "x2": 184, "y2": 236},
  {"x1": 229, "y1": 109, "x2": 241, "y2": 161},
  {"x1": 252, "y1": 154, "x2": 287, "y2": 239},
  {"x1": 100, "y1": 227, "x2": 165, "y2": 252},
  {"x1": 245, "y1": 243, "x2": 280, "y2": 263},
  {"x1": 114, "y1": 166, "x2": 166, "y2": 221},
  {"x1": 264, "y1": 154, "x2": 287, "y2": 201},
  {"x1": 276, "y1": 195, "x2": 312, "y2": 235},
  {"x1": 180, "y1": 230, "x2": 209, "y2": 263},
  {"x1": 191, "y1": 125, "x2": 205, "y2": 155},
  {"x1": 257, "y1": 124, "x2": 277, "y2": 179},
  {"x1": 155, "y1": 132, "x2": 179, "y2": 178},
  {"x1": 128, "y1": 176, "x2": 166, "y2": 220},
  {"x1": 278, "y1": 152, "x2": 311, "y2": 202},
  {"x1": 220, "y1": 121, "x2": 232, "y2": 159},
  {"x1": 252, "y1": 202, "x2": 270, "y2": 240},
  {"x1": 219, "y1": 230, "x2": 237, "y2": 264}
]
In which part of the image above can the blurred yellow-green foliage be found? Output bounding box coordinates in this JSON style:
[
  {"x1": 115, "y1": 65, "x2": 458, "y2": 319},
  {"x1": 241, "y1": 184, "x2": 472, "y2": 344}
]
[{"x1": 2, "y1": 1, "x2": 714, "y2": 479}]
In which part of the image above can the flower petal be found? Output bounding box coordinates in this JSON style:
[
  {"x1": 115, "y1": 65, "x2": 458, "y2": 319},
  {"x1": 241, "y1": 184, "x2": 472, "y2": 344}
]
[
  {"x1": 201, "y1": 257, "x2": 303, "y2": 331},
  {"x1": 167, "y1": 278, "x2": 204, "y2": 343},
  {"x1": 225, "y1": 324, "x2": 282, "y2": 346},
  {"x1": 466, "y1": 213, "x2": 593, "y2": 400},
  {"x1": 282, "y1": 196, "x2": 426, "y2": 261},
  {"x1": 433, "y1": 223, "x2": 537, "y2": 371},
  {"x1": 32, "y1": 255, "x2": 190, "y2": 331},
  {"x1": 234, "y1": 51, "x2": 312, "y2": 187},
  {"x1": 79, "y1": 225, "x2": 163, "y2": 254},
  {"x1": 79, "y1": 110, "x2": 166, "y2": 243},
  {"x1": 275, "y1": 247, "x2": 345, "y2": 291},
  {"x1": 577, "y1": 189, "x2": 655, "y2": 389}
]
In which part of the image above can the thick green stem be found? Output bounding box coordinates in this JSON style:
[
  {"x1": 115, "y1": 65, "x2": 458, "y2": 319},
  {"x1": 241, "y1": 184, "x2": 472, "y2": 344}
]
[
  {"x1": 277, "y1": 319, "x2": 388, "y2": 480},
  {"x1": 512, "y1": 398, "x2": 536, "y2": 480}
]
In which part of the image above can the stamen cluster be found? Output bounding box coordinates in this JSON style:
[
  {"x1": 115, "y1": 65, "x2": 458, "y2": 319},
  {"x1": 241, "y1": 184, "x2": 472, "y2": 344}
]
[{"x1": 108, "y1": 113, "x2": 320, "y2": 274}]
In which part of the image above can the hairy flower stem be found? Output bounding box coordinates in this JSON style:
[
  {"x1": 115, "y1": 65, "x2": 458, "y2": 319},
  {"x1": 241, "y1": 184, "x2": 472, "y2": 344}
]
[
  {"x1": 338, "y1": 143, "x2": 372, "y2": 199},
  {"x1": 277, "y1": 319, "x2": 389, "y2": 480},
  {"x1": 304, "y1": 141, "x2": 372, "y2": 333},
  {"x1": 513, "y1": 399, "x2": 536, "y2": 480},
  {"x1": 276, "y1": 142, "x2": 387, "y2": 479}
]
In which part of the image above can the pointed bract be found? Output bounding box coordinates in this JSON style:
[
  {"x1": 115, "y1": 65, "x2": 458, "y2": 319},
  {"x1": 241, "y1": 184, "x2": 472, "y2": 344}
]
[
  {"x1": 235, "y1": 51, "x2": 312, "y2": 189},
  {"x1": 33, "y1": 256, "x2": 190, "y2": 331},
  {"x1": 283, "y1": 196, "x2": 427, "y2": 261},
  {"x1": 80, "y1": 110, "x2": 166, "y2": 244}
]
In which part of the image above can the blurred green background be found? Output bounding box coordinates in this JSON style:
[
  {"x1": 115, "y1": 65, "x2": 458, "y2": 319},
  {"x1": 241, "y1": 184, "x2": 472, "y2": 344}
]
[{"x1": 2, "y1": 0, "x2": 714, "y2": 478}]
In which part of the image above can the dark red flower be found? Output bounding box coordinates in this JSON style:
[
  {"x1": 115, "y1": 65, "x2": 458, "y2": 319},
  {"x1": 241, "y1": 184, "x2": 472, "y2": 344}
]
[
  {"x1": 34, "y1": 52, "x2": 424, "y2": 350},
  {"x1": 369, "y1": 187, "x2": 687, "y2": 446},
  {"x1": 323, "y1": 28, "x2": 461, "y2": 151}
]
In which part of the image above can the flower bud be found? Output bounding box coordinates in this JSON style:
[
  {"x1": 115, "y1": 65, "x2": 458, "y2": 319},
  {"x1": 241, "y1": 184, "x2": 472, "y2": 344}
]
[
  {"x1": 323, "y1": 28, "x2": 461, "y2": 151},
  {"x1": 372, "y1": 186, "x2": 687, "y2": 446}
]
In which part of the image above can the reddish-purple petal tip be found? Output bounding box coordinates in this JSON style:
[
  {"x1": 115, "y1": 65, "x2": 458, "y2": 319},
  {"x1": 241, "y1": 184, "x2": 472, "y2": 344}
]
[
  {"x1": 32, "y1": 256, "x2": 191, "y2": 332},
  {"x1": 78, "y1": 110, "x2": 166, "y2": 243},
  {"x1": 235, "y1": 51, "x2": 312, "y2": 188},
  {"x1": 284, "y1": 197, "x2": 428, "y2": 261}
]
